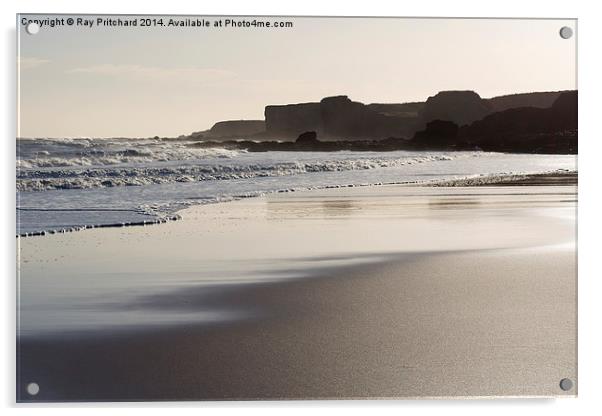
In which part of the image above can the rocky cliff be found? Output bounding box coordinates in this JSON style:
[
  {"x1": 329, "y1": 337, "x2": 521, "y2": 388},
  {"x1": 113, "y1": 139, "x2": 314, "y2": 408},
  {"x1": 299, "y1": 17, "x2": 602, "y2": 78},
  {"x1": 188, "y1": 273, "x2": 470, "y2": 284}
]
[
  {"x1": 417, "y1": 91, "x2": 492, "y2": 128},
  {"x1": 366, "y1": 102, "x2": 424, "y2": 118},
  {"x1": 486, "y1": 91, "x2": 565, "y2": 113},
  {"x1": 319, "y1": 96, "x2": 413, "y2": 139},
  {"x1": 460, "y1": 91, "x2": 577, "y2": 153},
  {"x1": 191, "y1": 120, "x2": 266, "y2": 140},
  {"x1": 410, "y1": 91, "x2": 577, "y2": 153},
  {"x1": 264, "y1": 102, "x2": 322, "y2": 137},
  {"x1": 413, "y1": 120, "x2": 460, "y2": 148},
  {"x1": 264, "y1": 96, "x2": 417, "y2": 140},
  {"x1": 192, "y1": 90, "x2": 576, "y2": 153}
]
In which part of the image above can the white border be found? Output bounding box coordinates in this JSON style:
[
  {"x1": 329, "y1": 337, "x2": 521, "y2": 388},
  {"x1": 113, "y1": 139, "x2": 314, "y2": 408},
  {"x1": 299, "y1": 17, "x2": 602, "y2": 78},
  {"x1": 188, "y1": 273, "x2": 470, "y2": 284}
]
[{"x1": 2, "y1": 0, "x2": 601, "y2": 414}]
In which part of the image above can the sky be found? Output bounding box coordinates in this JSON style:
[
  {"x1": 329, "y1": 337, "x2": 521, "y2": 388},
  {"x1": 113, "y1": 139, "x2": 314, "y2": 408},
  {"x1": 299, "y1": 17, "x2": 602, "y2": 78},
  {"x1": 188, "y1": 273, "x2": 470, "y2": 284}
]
[{"x1": 18, "y1": 16, "x2": 576, "y2": 138}]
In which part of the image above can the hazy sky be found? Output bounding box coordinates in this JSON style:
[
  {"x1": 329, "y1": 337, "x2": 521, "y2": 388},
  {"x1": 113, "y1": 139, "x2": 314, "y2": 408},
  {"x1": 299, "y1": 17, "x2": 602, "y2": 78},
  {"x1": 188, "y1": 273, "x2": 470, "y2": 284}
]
[{"x1": 18, "y1": 16, "x2": 576, "y2": 138}]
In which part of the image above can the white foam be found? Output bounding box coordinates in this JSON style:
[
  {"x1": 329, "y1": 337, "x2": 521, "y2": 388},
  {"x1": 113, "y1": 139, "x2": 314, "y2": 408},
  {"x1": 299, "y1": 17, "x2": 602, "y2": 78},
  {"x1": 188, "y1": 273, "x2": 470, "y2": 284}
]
[
  {"x1": 15, "y1": 138, "x2": 577, "y2": 236},
  {"x1": 17, "y1": 152, "x2": 466, "y2": 192}
]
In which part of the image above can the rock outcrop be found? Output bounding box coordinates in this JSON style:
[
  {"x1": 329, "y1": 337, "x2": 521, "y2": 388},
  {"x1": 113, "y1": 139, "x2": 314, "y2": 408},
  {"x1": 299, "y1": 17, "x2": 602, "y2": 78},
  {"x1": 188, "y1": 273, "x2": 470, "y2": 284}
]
[
  {"x1": 550, "y1": 90, "x2": 578, "y2": 126},
  {"x1": 367, "y1": 102, "x2": 424, "y2": 118},
  {"x1": 417, "y1": 91, "x2": 492, "y2": 128},
  {"x1": 264, "y1": 103, "x2": 322, "y2": 137},
  {"x1": 264, "y1": 96, "x2": 417, "y2": 140},
  {"x1": 320, "y1": 96, "x2": 417, "y2": 138},
  {"x1": 413, "y1": 120, "x2": 460, "y2": 148},
  {"x1": 459, "y1": 91, "x2": 577, "y2": 153},
  {"x1": 486, "y1": 91, "x2": 565, "y2": 113},
  {"x1": 205, "y1": 120, "x2": 265, "y2": 139},
  {"x1": 193, "y1": 90, "x2": 576, "y2": 153},
  {"x1": 410, "y1": 91, "x2": 577, "y2": 153},
  {"x1": 295, "y1": 131, "x2": 320, "y2": 146}
]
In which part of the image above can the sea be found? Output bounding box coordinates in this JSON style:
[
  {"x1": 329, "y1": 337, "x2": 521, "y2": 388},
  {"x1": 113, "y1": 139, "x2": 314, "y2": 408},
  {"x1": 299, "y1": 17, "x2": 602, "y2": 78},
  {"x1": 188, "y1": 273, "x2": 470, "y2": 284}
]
[{"x1": 16, "y1": 137, "x2": 577, "y2": 236}]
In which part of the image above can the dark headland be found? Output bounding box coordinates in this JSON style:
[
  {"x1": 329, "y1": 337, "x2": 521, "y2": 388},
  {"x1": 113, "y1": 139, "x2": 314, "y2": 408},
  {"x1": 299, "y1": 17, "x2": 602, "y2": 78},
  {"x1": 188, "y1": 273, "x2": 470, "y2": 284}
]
[{"x1": 183, "y1": 90, "x2": 577, "y2": 154}]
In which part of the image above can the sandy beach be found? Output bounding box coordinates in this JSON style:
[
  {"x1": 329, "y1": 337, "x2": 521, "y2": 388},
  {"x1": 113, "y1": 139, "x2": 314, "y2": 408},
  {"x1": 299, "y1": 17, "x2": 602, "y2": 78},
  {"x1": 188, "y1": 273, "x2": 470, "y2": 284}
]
[{"x1": 17, "y1": 176, "x2": 577, "y2": 401}]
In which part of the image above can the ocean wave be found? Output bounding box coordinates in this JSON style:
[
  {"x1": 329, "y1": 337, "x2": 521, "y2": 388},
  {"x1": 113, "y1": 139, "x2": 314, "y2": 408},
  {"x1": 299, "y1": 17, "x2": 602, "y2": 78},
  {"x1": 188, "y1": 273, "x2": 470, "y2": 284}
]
[
  {"x1": 17, "y1": 137, "x2": 242, "y2": 169},
  {"x1": 17, "y1": 147, "x2": 241, "y2": 169},
  {"x1": 17, "y1": 154, "x2": 461, "y2": 192}
]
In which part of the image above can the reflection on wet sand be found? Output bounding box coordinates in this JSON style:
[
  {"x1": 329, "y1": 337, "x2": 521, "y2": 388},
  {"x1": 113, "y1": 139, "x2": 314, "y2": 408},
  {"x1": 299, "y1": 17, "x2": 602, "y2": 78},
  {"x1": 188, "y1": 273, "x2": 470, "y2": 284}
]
[
  {"x1": 18, "y1": 177, "x2": 577, "y2": 400},
  {"x1": 427, "y1": 197, "x2": 482, "y2": 209}
]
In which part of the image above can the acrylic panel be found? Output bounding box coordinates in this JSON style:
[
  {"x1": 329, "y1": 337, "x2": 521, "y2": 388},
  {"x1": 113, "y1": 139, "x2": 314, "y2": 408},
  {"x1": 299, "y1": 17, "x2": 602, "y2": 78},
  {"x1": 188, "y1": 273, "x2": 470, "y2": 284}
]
[{"x1": 16, "y1": 15, "x2": 577, "y2": 401}]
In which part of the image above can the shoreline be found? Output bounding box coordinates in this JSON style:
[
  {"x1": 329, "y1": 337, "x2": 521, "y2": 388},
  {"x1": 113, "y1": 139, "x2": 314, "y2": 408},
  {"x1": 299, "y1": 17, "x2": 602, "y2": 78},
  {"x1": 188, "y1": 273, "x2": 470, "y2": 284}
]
[{"x1": 16, "y1": 169, "x2": 577, "y2": 238}]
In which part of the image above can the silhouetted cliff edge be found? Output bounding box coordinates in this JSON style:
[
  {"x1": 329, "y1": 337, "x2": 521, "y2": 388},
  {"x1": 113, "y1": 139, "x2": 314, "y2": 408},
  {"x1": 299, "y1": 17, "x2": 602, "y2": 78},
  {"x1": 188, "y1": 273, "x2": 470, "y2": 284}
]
[
  {"x1": 412, "y1": 91, "x2": 577, "y2": 153},
  {"x1": 189, "y1": 120, "x2": 265, "y2": 140},
  {"x1": 265, "y1": 95, "x2": 417, "y2": 140},
  {"x1": 417, "y1": 91, "x2": 491, "y2": 129},
  {"x1": 185, "y1": 90, "x2": 577, "y2": 154}
]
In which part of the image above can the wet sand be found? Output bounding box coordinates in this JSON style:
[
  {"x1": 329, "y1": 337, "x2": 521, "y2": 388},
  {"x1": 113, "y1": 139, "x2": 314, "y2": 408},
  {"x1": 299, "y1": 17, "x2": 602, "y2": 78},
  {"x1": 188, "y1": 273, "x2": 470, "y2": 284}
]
[{"x1": 17, "y1": 176, "x2": 577, "y2": 401}]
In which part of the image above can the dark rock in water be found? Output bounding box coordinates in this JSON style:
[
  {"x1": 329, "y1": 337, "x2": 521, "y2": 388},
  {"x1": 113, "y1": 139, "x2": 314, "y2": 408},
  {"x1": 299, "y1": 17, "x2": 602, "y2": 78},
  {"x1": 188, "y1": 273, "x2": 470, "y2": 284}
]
[
  {"x1": 295, "y1": 131, "x2": 319, "y2": 144},
  {"x1": 188, "y1": 135, "x2": 412, "y2": 153},
  {"x1": 418, "y1": 91, "x2": 492, "y2": 128}
]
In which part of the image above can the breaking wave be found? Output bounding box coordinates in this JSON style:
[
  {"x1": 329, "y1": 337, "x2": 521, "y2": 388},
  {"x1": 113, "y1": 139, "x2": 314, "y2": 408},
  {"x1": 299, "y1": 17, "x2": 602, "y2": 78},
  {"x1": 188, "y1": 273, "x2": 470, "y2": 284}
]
[
  {"x1": 16, "y1": 137, "x2": 577, "y2": 236},
  {"x1": 17, "y1": 138, "x2": 241, "y2": 169},
  {"x1": 18, "y1": 141, "x2": 462, "y2": 192}
]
